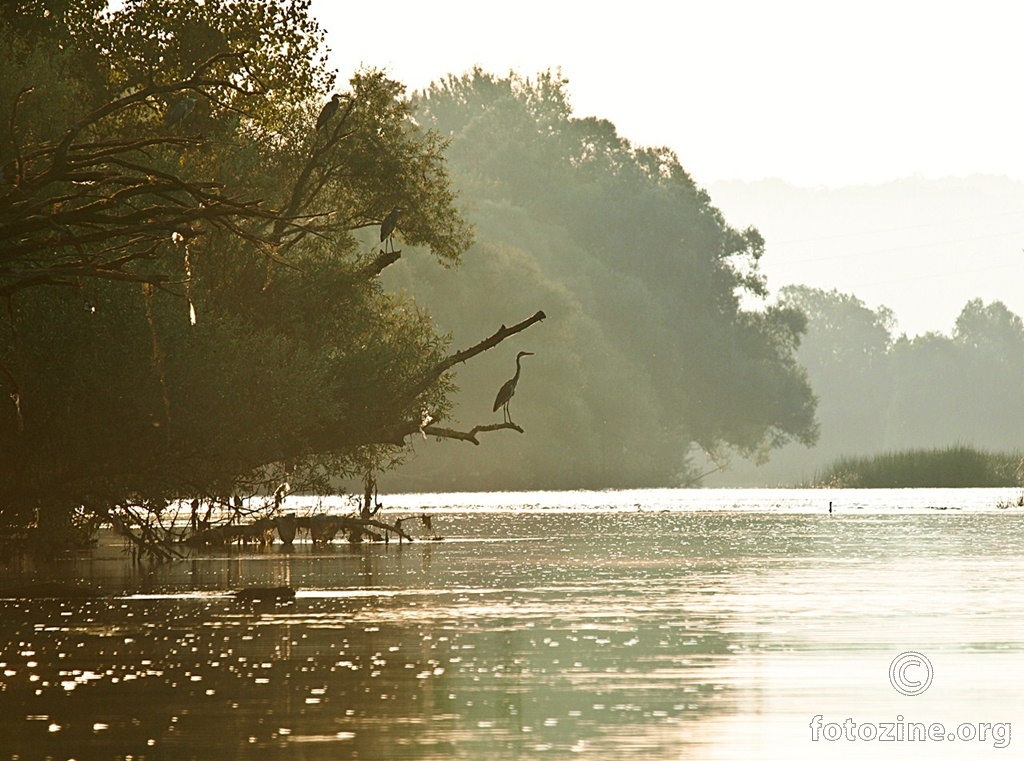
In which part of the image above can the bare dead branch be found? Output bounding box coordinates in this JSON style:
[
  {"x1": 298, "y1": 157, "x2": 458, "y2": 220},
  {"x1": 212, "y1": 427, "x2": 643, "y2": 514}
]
[
  {"x1": 358, "y1": 516, "x2": 414, "y2": 541},
  {"x1": 107, "y1": 508, "x2": 183, "y2": 561},
  {"x1": 0, "y1": 266, "x2": 172, "y2": 298},
  {"x1": 421, "y1": 422, "x2": 524, "y2": 445},
  {"x1": 51, "y1": 52, "x2": 249, "y2": 160},
  {"x1": 268, "y1": 99, "x2": 357, "y2": 247},
  {"x1": 360, "y1": 248, "x2": 401, "y2": 277},
  {"x1": 401, "y1": 310, "x2": 548, "y2": 405}
]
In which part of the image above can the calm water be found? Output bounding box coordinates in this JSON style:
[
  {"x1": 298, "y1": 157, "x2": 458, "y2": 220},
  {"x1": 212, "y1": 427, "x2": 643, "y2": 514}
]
[{"x1": 1, "y1": 488, "x2": 1022, "y2": 760}]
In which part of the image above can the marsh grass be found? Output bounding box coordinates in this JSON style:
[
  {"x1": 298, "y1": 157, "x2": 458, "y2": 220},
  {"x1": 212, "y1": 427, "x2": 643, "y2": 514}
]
[{"x1": 812, "y1": 445, "x2": 1024, "y2": 489}]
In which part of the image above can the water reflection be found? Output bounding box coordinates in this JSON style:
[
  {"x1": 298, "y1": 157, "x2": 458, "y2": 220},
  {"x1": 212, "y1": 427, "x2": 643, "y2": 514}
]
[{"x1": 1, "y1": 493, "x2": 1023, "y2": 759}]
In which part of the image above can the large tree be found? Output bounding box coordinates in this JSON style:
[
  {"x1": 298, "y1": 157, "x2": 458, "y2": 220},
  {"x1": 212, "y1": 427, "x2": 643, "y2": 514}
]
[
  {"x1": 0, "y1": 1, "x2": 541, "y2": 552},
  {"x1": 381, "y1": 70, "x2": 818, "y2": 489}
]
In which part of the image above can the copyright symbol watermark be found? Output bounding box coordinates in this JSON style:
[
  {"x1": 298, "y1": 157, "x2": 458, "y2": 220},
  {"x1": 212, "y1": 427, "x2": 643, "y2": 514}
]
[{"x1": 889, "y1": 651, "x2": 933, "y2": 696}]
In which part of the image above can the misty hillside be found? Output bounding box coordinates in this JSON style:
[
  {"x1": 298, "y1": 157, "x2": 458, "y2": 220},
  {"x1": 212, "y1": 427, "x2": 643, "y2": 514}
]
[{"x1": 377, "y1": 70, "x2": 818, "y2": 492}]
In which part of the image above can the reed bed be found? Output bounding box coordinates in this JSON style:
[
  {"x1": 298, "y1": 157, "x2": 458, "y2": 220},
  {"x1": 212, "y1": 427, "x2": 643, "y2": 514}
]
[{"x1": 811, "y1": 445, "x2": 1024, "y2": 488}]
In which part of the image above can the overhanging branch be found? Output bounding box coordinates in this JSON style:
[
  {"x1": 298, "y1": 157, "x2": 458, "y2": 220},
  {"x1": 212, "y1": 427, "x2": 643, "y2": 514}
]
[
  {"x1": 291, "y1": 311, "x2": 547, "y2": 455},
  {"x1": 360, "y1": 248, "x2": 401, "y2": 278},
  {"x1": 421, "y1": 422, "x2": 524, "y2": 445},
  {"x1": 401, "y1": 309, "x2": 547, "y2": 405}
]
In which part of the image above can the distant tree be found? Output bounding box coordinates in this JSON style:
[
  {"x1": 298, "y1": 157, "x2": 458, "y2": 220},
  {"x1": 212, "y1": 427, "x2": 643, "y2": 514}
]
[
  {"x1": 953, "y1": 298, "x2": 1024, "y2": 358},
  {"x1": 776, "y1": 289, "x2": 1024, "y2": 464},
  {"x1": 886, "y1": 331, "x2": 968, "y2": 448},
  {"x1": 779, "y1": 286, "x2": 896, "y2": 368},
  {"x1": 887, "y1": 299, "x2": 1024, "y2": 451},
  {"x1": 702, "y1": 285, "x2": 1024, "y2": 485},
  {"x1": 778, "y1": 286, "x2": 893, "y2": 449},
  {"x1": 0, "y1": 1, "x2": 541, "y2": 552}
]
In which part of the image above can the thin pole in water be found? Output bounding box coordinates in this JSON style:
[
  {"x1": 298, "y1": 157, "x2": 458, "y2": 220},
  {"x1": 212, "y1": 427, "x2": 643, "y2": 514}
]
[{"x1": 829, "y1": 501, "x2": 833, "y2": 514}]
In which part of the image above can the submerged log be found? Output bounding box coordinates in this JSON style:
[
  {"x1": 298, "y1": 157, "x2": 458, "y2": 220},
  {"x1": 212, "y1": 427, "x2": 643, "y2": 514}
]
[
  {"x1": 183, "y1": 525, "x2": 228, "y2": 547},
  {"x1": 185, "y1": 516, "x2": 283, "y2": 547},
  {"x1": 239, "y1": 517, "x2": 276, "y2": 545},
  {"x1": 299, "y1": 514, "x2": 415, "y2": 544},
  {"x1": 307, "y1": 514, "x2": 343, "y2": 543},
  {"x1": 234, "y1": 585, "x2": 296, "y2": 604},
  {"x1": 0, "y1": 581, "x2": 105, "y2": 599}
]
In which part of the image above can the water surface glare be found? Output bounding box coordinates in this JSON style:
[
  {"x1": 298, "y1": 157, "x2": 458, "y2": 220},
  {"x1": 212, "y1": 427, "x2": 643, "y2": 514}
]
[{"x1": 1, "y1": 488, "x2": 1022, "y2": 759}]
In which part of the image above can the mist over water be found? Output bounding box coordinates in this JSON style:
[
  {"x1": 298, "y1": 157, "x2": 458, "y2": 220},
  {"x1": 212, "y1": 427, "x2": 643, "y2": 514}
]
[{"x1": 2, "y1": 489, "x2": 1021, "y2": 759}]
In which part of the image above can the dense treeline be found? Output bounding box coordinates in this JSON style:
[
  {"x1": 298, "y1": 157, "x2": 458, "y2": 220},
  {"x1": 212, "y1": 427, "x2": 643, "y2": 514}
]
[
  {"x1": 720, "y1": 287, "x2": 1024, "y2": 485},
  {"x1": 380, "y1": 70, "x2": 818, "y2": 491},
  {"x1": 2, "y1": 3, "x2": 823, "y2": 551}
]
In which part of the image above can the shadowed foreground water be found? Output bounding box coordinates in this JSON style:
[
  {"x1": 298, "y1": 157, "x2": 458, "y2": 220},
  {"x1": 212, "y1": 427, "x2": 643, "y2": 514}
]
[{"x1": 1, "y1": 489, "x2": 1022, "y2": 759}]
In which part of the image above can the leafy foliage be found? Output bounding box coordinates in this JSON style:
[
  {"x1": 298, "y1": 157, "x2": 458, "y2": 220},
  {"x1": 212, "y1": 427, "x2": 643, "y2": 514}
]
[
  {"x1": 0, "y1": 0, "x2": 492, "y2": 551},
  {"x1": 383, "y1": 69, "x2": 818, "y2": 488}
]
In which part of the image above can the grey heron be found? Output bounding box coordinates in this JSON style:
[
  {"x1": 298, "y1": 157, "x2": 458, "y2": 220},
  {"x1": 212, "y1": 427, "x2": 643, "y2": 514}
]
[
  {"x1": 380, "y1": 206, "x2": 402, "y2": 252},
  {"x1": 493, "y1": 351, "x2": 534, "y2": 424},
  {"x1": 316, "y1": 93, "x2": 340, "y2": 131},
  {"x1": 163, "y1": 97, "x2": 195, "y2": 130}
]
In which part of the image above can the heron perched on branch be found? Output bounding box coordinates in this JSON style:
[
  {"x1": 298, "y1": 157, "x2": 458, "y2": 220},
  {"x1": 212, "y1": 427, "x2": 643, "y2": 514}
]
[
  {"x1": 163, "y1": 96, "x2": 195, "y2": 130},
  {"x1": 380, "y1": 206, "x2": 402, "y2": 253},
  {"x1": 316, "y1": 93, "x2": 341, "y2": 131},
  {"x1": 493, "y1": 351, "x2": 534, "y2": 424}
]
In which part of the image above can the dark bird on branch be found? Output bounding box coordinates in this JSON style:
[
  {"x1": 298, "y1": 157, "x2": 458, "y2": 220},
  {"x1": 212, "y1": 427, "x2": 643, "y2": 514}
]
[
  {"x1": 380, "y1": 206, "x2": 402, "y2": 252},
  {"x1": 163, "y1": 96, "x2": 196, "y2": 130},
  {"x1": 316, "y1": 93, "x2": 341, "y2": 131},
  {"x1": 493, "y1": 351, "x2": 534, "y2": 424}
]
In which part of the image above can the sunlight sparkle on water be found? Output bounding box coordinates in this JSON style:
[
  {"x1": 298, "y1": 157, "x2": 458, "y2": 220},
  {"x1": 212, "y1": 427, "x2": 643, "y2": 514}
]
[{"x1": 0, "y1": 488, "x2": 1022, "y2": 759}]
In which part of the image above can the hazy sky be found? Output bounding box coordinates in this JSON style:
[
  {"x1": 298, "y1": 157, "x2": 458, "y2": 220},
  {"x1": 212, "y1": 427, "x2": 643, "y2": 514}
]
[
  {"x1": 309, "y1": 0, "x2": 1024, "y2": 335},
  {"x1": 310, "y1": 0, "x2": 1023, "y2": 187}
]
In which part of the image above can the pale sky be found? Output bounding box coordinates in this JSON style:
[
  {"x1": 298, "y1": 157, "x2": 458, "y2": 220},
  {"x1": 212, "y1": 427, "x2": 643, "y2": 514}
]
[
  {"x1": 309, "y1": 0, "x2": 1024, "y2": 335},
  {"x1": 310, "y1": 0, "x2": 1024, "y2": 187}
]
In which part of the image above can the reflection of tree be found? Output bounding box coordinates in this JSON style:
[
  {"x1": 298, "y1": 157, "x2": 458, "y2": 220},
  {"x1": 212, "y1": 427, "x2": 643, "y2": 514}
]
[{"x1": 0, "y1": 599, "x2": 739, "y2": 756}]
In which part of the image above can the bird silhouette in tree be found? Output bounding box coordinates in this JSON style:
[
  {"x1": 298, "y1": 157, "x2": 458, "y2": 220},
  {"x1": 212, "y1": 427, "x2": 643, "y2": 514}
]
[
  {"x1": 163, "y1": 96, "x2": 195, "y2": 130},
  {"x1": 380, "y1": 206, "x2": 402, "y2": 253},
  {"x1": 316, "y1": 93, "x2": 341, "y2": 131}
]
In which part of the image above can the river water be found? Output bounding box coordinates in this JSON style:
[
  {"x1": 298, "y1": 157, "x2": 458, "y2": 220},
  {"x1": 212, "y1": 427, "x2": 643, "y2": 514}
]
[{"x1": 1, "y1": 488, "x2": 1022, "y2": 760}]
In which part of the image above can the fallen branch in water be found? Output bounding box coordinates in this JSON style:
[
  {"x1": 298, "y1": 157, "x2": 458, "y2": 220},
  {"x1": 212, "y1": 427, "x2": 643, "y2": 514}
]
[
  {"x1": 183, "y1": 511, "x2": 417, "y2": 548},
  {"x1": 108, "y1": 508, "x2": 184, "y2": 561}
]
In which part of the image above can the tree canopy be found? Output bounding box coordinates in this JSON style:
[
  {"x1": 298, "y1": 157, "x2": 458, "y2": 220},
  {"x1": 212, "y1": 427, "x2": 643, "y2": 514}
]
[
  {"x1": 0, "y1": 1, "x2": 540, "y2": 551},
  {"x1": 381, "y1": 69, "x2": 818, "y2": 489}
]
